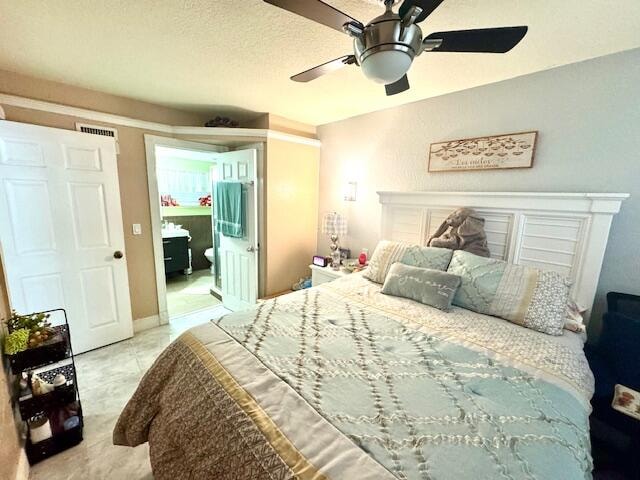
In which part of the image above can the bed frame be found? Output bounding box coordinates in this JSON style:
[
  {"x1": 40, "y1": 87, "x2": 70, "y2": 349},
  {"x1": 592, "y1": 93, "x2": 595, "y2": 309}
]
[{"x1": 378, "y1": 191, "x2": 629, "y2": 321}]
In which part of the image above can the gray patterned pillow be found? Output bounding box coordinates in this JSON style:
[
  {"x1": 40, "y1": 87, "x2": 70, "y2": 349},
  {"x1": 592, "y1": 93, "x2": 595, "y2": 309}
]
[
  {"x1": 447, "y1": 250, "x2": 571, "y2": 335},
  {"x1": 401, "y1": 245, "x2": 453, "y2": 271},
  {"x1": 382, "y1": 263, "x2": 461, "y2": 311},
  {"x1": 363, "y1": 240, "x2": 410, "y2": 284}
]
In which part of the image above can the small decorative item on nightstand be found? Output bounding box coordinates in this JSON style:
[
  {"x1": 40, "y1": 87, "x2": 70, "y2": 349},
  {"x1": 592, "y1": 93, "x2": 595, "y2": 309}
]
[
  {"x1": 358, "y1": 248, "x2": 369, "y2": 266},
  {"x1": 312, "y1": 255, "x2": 331, "y2": 267},
  {"x1": 321, "y1": 212, "x2": 347, "y2": 270},
  {"x1": 341, "y1": 259, "x2": 364, "y2": 274}
]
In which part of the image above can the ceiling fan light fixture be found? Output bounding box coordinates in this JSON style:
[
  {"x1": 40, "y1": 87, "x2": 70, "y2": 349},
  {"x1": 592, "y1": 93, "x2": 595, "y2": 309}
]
[
  {"x1": 262, "y1": 0, "x2": 528, "y2": 95},
  {"x1": 360, "y1": 49, "x2": 412, "y2": 84}
]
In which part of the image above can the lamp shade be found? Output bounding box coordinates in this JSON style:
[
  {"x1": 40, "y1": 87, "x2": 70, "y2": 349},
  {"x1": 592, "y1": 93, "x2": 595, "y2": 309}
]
[
  {"x1": 322, "y1": 212, "x2": 347, "y2": 236},
  {"x1": 360, "y1": 50, "x2": 412, "y2": 84}
]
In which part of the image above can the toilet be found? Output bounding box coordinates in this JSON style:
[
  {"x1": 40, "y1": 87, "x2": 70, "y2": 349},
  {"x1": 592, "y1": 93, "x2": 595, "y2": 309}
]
[{"x1": 204, "y1": 248, "x2": 215, "y2": 274}]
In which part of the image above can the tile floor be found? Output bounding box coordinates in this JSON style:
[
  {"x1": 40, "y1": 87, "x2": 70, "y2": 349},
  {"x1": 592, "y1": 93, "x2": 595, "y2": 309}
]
[
  {"x1": 29, "y1": 305, "x2": 229, "y2": 480},
  {"x1": 165, "y1": 269, "x2": 221, "y2": 317}
]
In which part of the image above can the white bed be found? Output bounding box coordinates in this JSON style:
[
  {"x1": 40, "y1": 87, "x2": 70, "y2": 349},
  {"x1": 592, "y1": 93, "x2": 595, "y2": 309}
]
[{"x1": 114, "y1": 191, "x2": 628, "y2": 480}]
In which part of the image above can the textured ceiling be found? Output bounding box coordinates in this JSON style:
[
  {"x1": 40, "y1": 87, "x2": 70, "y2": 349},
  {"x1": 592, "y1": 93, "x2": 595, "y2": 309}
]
[{"x1": 1, "y1": 0, "x2": 639, "y2": 126}]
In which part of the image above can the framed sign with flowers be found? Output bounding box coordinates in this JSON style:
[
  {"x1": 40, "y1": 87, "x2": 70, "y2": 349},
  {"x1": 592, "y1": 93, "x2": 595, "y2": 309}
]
[{"x1": 428, "y1": 131, "x2": 537, "y2": 172}]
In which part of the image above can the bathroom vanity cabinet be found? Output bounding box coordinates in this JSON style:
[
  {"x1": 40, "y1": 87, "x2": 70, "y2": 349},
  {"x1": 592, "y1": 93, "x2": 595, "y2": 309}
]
[{"x1": 162, "y1": 236, "x2": 189, "y2": 274}]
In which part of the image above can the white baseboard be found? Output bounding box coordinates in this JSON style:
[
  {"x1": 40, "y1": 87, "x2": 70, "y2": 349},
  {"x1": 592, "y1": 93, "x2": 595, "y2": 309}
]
[
  {"x1": 15, "y1": 448, "x2": 29, "y2": 480},
  {"x1": 133, "y1": 314, "x2": 161, "y2": 333}
]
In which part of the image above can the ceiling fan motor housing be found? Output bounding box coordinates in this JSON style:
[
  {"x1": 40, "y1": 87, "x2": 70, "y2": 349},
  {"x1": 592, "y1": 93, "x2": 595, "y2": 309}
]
[{"x1": 353, "y1": 9, "x2": 422, "y2": 84}]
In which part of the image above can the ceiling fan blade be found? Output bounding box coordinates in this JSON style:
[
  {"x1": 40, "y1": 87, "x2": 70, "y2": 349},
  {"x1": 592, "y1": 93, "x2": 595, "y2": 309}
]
[
  {"x1": 291, "y1": 55, "x2": 356, "y2": 82},
  {"x1": 385, "y1": 75, "x2": 410, "y2": 96},
  {"x1": 263, "y1": 0, "x2": 362, "y2": 34},
  {"x1": 399, "y1": 0, "x2": 445, "y2": 24},
  {"x1": 425, "y1": 26, "x2": 528, "y2": 53}
]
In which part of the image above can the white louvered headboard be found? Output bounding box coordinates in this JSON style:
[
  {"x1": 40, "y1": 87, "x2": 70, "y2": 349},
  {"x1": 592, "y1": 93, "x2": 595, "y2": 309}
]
[{"x1": 378, "y1": 191, "x2": 629, "y2": 321}]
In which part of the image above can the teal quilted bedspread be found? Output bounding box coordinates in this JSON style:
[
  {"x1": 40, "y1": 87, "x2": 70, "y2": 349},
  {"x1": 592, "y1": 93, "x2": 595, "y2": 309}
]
[{"x1": 217, "y1": 286, "x2": 592, "y2": 480}]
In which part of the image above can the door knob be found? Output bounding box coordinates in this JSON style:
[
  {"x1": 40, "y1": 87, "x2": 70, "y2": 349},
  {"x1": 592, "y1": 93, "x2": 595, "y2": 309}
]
[
  {"x1": 246, "y1": 246, "x2": 255, "y2": 253},
  {"x1": 113, "y1": 250, "x2": 124, "y2": 259}
]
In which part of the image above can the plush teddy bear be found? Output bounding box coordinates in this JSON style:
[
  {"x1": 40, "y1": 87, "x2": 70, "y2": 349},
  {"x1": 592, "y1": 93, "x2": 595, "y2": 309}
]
[{"x1": 427, "y1": 207, "x2": 490, "y2": 257}]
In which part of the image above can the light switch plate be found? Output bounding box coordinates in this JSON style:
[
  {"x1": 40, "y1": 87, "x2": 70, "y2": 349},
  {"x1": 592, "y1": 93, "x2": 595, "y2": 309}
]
[{"x1": 132, "y1": 223, "x2": 142, "y2": 235}]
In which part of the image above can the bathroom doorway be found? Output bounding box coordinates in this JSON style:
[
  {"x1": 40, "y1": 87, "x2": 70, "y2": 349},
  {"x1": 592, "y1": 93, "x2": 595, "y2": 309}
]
[
  {"x1": 145, "y1": 135, "x2": 263, "y2": 324},
  {"x1": 156, "y1": 145, "x2": 221, "y2": 318},
  {"x1": 145, "y1": 136, "x2": 226, "y2": 324}
]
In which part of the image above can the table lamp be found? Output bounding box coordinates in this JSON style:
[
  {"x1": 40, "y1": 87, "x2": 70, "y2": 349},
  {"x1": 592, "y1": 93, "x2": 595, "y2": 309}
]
[{"x1": 322, "y1": 212, "x2": 348, "y2": 270}]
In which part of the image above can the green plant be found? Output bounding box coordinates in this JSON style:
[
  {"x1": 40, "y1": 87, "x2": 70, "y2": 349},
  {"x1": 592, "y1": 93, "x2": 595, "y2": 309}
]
[
  {"x1": 6, "y1": 310, "x2": 55, "y2": 349},
  {"x1": 7, "y1": 310, "x2": 51, "y2": 334},
  {"x1": 3, "y1": 328, "x2": 30, "y2": 355}
]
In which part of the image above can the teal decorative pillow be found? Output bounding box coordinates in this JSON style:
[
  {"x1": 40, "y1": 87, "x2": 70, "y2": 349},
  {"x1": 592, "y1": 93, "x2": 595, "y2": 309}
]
[
  {"x1": 447, "y1": 250, "x2": 571, "y2": 335},
  {"x1": 381, "y1": 263, "x2": 461, "y2": 311},
  {"x1": 401, "y1": 245, "x2": 453, "y2": 271}
]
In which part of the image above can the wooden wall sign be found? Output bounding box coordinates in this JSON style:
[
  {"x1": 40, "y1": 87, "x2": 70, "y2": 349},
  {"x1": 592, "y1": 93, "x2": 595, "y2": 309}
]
[{"x1": 428, "y1": 131, "x2": 537, "y2": 172}]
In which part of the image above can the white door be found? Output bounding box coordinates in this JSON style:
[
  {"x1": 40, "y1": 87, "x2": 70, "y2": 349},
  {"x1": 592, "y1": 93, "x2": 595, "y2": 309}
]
[
  {"x1": 0, "y1": 120, "x2": 133, "y2": 353},
  {"x1": 216, "y1": 149, "x2": 258, "y2": 311}
]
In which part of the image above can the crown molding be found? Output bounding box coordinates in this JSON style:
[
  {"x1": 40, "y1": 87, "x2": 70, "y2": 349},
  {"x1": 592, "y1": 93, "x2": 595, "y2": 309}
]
[
  {"x1": 170, "y1": 126, "x2": 321, "y2": 147},
  {"x1": 267, "y1": 129, "x2": 321, "y2": 147},
  {"x1": 0, "y1": 93, "x2": 173, "y2": 132},
  {"x1": 0, "y1": 93, "x2": 321, "y2": 148}
]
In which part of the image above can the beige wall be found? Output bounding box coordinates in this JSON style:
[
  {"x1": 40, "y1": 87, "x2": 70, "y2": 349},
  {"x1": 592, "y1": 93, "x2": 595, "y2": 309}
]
[
  {"x1": 317, "y1": 49, "x2": 640, "y2": 336},
  {"x1": 266, "y1": 114, "x2": 317, "y2": 139},
  {"x1": 0, "y1": 69, "x2": 320, "y2": 317},
  {"x1": 0, "y1": 70, "x2": 206, "y2": 321},
  {"x1": 264, "y1": 138, "x2": 319, "y2": 295},
  {"x1": 1, "y1": 253, "x2": 22, "y2": 480},
  {"x1": 0, "y1": 70, "x2": 204, "y2": 126}
]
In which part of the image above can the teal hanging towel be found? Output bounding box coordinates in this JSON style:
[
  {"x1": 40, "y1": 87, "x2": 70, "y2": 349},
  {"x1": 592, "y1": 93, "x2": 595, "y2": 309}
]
[{"x1": 215, "y1": 182, "x2": 245, "y2": 238}]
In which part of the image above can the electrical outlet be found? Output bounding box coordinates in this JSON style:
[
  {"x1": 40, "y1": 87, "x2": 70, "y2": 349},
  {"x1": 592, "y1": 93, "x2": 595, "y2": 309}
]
[{"x1": 132, "y1": 224, "x2": 142, "y2": 235}]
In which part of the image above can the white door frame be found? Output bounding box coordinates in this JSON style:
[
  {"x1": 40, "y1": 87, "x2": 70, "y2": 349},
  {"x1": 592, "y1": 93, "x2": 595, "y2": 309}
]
[{"x1": 144, "y1": 135, "x2": 227, "y2": 324}]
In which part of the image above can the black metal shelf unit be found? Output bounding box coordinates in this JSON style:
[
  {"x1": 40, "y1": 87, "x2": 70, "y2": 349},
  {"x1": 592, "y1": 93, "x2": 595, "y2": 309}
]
[{"x1": 10, "y1": 309, "x2": 83, "y2": 465}]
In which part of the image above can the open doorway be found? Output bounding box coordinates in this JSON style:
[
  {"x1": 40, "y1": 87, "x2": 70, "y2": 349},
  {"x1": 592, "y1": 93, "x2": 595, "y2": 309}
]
[
  {"x1": 145, "y1": 135, "x2": 261, "y2": 325},
  {"x1": 145, "y1": 136, "x2": 226, "y2": 324},
  {"x1": 155, "y1": 145, "x2": 221, "y2": 318}
]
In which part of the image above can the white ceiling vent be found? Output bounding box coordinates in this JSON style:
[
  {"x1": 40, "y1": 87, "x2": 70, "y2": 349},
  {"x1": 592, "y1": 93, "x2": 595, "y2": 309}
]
[{"x1": 75, "y1": 123, "x2": 120, "y2": 154}]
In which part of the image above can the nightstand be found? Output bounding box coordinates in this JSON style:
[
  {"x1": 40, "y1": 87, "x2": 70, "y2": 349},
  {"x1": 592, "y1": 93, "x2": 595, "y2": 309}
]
[
  {"x1": 309, "y1": 264, "x2": 350, "y2": 287},
  {"x1": 586, "y1": 292, "x2": 640, "y2": 478}
]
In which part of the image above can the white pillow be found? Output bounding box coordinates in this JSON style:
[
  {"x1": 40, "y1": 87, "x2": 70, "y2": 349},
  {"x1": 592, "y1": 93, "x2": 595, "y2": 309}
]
[{"x1": 363, "y1": 240, "x2": 410, "y2": 284}]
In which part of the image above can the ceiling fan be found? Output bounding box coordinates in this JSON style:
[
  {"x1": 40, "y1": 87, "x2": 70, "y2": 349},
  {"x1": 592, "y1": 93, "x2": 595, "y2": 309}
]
[{"x1": 263, "y1": 0, "x2": 528, "y2": 96}]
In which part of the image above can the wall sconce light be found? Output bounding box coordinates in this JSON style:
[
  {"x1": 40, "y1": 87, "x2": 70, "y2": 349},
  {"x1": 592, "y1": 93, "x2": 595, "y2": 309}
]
[{"x1": 343, "y1": 181, "x2": 357, "y2": 202}]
